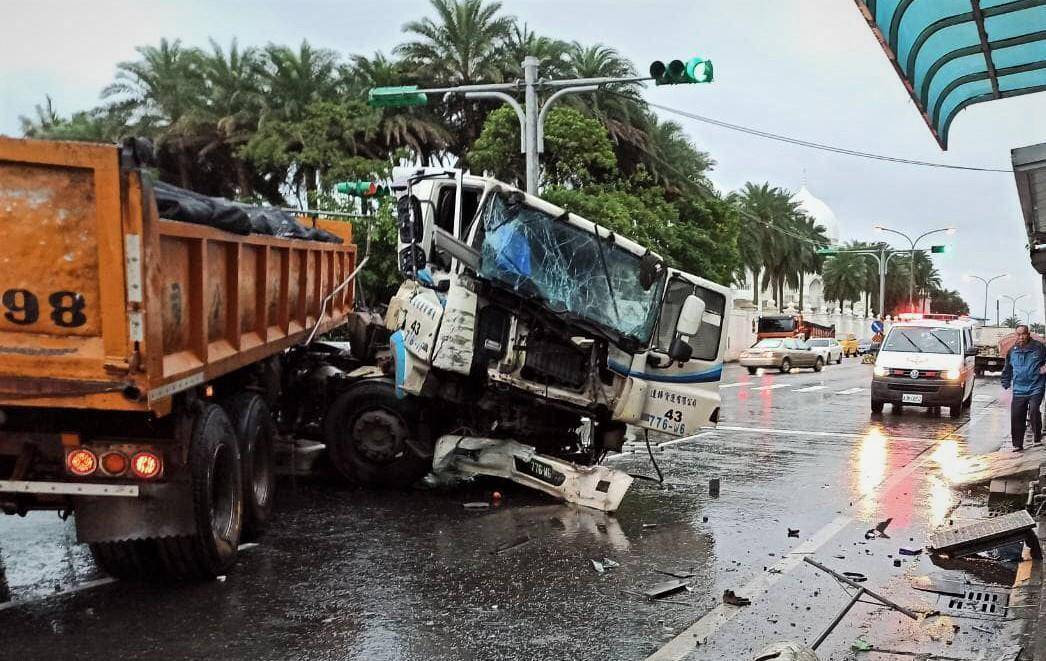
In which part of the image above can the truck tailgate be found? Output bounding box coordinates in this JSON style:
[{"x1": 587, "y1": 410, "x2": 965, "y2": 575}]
[{"x1": 0, "y1": 139, "x2": 132, "y2": 406}]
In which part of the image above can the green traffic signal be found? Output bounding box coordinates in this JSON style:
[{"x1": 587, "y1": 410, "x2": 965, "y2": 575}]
[
  {"x1": 336, "y1": 181, "x2": 388, "y2": 197},
  {"x1": 650, "y1": 56, "x2": 713, "y2": 85},
  {"x1": 930, "y1": 245, "x2": 949, "y2": 254},
  {"x1": 368, "y1": 85, "x2": 428, "y2": 108}
]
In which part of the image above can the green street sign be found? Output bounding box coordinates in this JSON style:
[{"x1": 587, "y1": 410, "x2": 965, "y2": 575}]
[
  {"x1": 816, "y1": 248, "x2": 838, "y2": 255},
  {"x1": 368, "y1": 85, "x2": 429, "y2": 108},
  {"x1": 650, "y1": 57, "x2": 714, "y2": 85},
  {"x1": 930, "y1": 245, "x2": 949, "y2": 254}
]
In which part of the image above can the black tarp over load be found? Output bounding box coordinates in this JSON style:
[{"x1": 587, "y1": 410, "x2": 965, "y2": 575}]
[{"x1": 153, "y1": 182, "x2": 343, "y2": 244}]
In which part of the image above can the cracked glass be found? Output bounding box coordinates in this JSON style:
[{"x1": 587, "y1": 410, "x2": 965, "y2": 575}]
[{"x1": 477, "y1": 193, "x2": 665, "y2": 345}]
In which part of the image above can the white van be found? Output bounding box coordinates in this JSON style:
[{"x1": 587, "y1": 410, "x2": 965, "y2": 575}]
[{"x1": 871, "y1": 318, "x2": 977, "y2": 417}]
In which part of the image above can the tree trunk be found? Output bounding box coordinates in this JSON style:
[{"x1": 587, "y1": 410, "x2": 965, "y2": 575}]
[
  {"x1": 751, "y1": 267, "x2": 760, "y2": 308},
  {"x1": 798, "y1": 272, "x2": 805, "y2": 312},
  {"x1": 236, "y1": 160, "x2": 251, "y2": 199}
]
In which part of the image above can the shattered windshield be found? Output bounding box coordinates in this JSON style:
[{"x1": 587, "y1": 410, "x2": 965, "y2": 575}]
[{"x1": 476, "y1": 192, "x2": 665, "y2": 345}]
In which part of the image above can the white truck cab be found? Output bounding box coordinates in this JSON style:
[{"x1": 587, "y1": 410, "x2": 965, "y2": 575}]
[{"x1": 871, "y1": 317, "x2": 977, "y2": 417}]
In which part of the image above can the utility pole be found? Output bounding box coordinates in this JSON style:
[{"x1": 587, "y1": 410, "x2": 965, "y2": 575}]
[{"x1": 368, "y1": 56, "x2": 713, "y2": 195}]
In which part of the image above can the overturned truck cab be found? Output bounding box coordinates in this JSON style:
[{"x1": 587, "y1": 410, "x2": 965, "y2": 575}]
[{"x1": 361, "y1": 169, "x2": 729, "y2": 511}]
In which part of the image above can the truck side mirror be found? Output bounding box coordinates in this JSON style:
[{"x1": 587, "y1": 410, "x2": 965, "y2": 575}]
[
  {"x1": 676, "y1": 295, "x2": 705, "y2": 337},
  {"x1": 668, "y1": 295, "x2": 705, "y2": 363}
]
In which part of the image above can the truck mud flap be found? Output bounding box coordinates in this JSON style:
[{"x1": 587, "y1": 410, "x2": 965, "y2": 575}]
[
  {"x1": 74, "y1": 481, "x2": 194, "y2": 544},
  {"x1": 432, "y1": 436, "x2": 633, "y2": 512}
]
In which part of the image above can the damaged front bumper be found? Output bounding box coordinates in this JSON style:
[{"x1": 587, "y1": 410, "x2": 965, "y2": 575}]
[{"x1": 432, "y1": 436, "x2": 634, "y2": 512}]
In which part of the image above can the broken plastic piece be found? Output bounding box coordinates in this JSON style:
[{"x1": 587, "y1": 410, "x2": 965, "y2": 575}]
[
  {"x1": 723, "y1": 589, "x2": 751, "y2": 606},
  {"x1": 898, "y1": 547, "x2": 922, "y2": 556},
  {"x1": 709, "y1": 478, "x2": 721, "y2": 498},
  {"x1": 850, "y1": 637, "x2": 872, "y2": 652},
  {"x1": 865, "y1": 518, "x2": 893, "y2": 540},
  {"x1": 788, "y1": 528, "x2": 800, "y2": 538}
]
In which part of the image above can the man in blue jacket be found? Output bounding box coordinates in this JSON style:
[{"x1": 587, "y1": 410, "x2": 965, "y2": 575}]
[{"x1": 1002, "y1": 325, "x2": 1046, "y2": 451}]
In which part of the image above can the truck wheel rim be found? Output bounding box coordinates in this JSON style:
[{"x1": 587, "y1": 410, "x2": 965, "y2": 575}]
[
  {"x1": 253, "y1": 423, "x2": 274, "y2": 506},
  {"x1": 353, "y1": 409, "x2": 407, "y2": 464},
  {"x1": 210, "y1": 444, "x2": 237, "y2": 543}
]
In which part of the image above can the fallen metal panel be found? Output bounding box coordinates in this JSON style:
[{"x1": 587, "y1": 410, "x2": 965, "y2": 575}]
[
  {"x1": 0, "y1": 480, "x2": 139, "y2": 497},
  {"x1": 929, "y1": 510, "x2": 1037, "y2": 557}
]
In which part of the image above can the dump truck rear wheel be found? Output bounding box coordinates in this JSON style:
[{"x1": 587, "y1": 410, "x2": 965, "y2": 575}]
[
  {"x1": 222, "y1": 393, "x2": 276, "y2": 541},
  {"x1": 88, "y1": 405, "x2": 243, "y2": 581},
  {"x1": 156, "y1": 404, "x2": 244, "y2": 580},
  {"x1": 324, "y1": 380, "x2": 429, "y2": 489}
]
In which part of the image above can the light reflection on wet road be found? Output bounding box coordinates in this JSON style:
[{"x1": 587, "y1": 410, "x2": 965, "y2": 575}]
[{"x1": 0, "y1": 361, "x2": 1016, "y2": 660}]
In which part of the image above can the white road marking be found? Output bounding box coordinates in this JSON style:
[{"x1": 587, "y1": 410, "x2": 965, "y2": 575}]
[
  {"x1": 750, "y1": 384, "x2": 788, "y2": 391},
  {"x1": 792, "y1": 385, "x2": 826, "y2": 392},
  {"x1": 656, "y1": 431, "x2": 714, "y2": 449},
  {"x1": 647, "y1": 404, "x2": 998, "y2": 660},
  {"x1": 718, "y1": 383, "x2": 746, "y2": 389},
  {"x1": 836, "y1": 387, "x2": 864, "y2": 395}
]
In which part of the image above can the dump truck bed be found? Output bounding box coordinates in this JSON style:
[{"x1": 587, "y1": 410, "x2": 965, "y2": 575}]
[{"x1": 0, "y1": 137, "x2": 356, "y2": 414}]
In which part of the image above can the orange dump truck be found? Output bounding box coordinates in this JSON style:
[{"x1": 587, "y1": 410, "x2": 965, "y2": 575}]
[{"x1": 0, "y1": 137, "x2": 366, "y2": 579}]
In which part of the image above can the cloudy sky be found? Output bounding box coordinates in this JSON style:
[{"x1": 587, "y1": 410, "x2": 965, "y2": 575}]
[{"x1": 3, "y1": 0, "x2": 1045, "y2": 321}]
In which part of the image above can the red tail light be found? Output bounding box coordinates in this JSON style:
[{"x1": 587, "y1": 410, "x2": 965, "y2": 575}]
[
  {"x1": 100, "y1": 451, "x2": 128, "y2": 476},
  {"x1": 131, "y1": 451, "x2": 163, "y2": 479},
  {"x1": 66, "y1": 448, "x2": 98, "y2": 476}
]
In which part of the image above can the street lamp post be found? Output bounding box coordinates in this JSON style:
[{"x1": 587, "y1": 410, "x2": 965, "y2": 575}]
[
  {"x1": 873, "y1": 225, "x2": 956, "y2": 311},
  {"x1": 967, "y1": 274, "x2": 1009, "y2": 323},
  {"x1": 1002, "y1": 294, "x2": 1027, "y2": 324}
]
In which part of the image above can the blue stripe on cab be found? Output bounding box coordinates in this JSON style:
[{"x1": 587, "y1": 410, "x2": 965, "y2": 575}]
[{"x1": 607, "y1": 360, "x2": 723, "y2": 384}]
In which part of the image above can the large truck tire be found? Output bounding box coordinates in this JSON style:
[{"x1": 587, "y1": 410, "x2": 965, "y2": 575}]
[
  {"x1": 89, "y1": 539, "x2": 162, "y2": 581},
  {"x1": 156, "y1": 404, "x2": 244, "y2": 580},
  {"x1": 324, "y1": 379, "x2": 430, "y2": 489},
  {"x1": 87, "y1": 405, "x2": 243, "y2": 581},
  {"x1": 222, "y1": 393, "x2": 276, "y2": 540}
]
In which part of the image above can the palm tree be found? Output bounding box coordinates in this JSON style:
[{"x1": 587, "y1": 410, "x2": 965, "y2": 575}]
[
  {"x1": 562, "y1": 42, "x2": 648, "y2": 165},
  {"x1": 396, "y1": 0, "x2": 516, "y2": 154},
  {"x1": 261, "y1": 40, "x2": 339, "y2": 122},
  {"x1": 793, "y1": 215, "x2": 828, "y2": 311},
  {"x1": 348, "y1": 52, "x2": 451, "y2": 163},
  {"x1": 499, "y1": 23, "x2": 570, "y2": 79},
  {"x1": 730, "y1": 182, "x2": 800, "y2": 310},
  {"x1": 101, "y1": 38, "x2": 205, "y2": 186},
  {"x1": 822, "y1": 252, "x2": 865, "y2": 313}
]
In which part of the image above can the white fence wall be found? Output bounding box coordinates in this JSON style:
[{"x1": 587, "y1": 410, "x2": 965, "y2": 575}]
[{"x1": 723, "y1": 310, "x2": 875, "y2": 362}]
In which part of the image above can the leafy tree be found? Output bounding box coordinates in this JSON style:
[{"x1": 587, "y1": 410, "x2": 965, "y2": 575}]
[
  {"x1": 930, "y1": 288, "x2": 970, "y2": 316},
  {"x1": 20, "y1": 96, "x2": 131, "y2": 143},
  {"x1": 1003, "y1": 315, "x2": 1021, "y2": 328},
  {"x1": 1032, "y1": 322, "x2": 1045, "y2": 335},
  {"x1": 468, "y1": 105, "x2": 616, "y2": 187},
  {"x1": 822, "y1": 250, "x2": 865, "y2": 313}
]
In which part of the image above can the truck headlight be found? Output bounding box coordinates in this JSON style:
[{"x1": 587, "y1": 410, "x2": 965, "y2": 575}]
[
  {"x1": 873, "y1": 365, "x2": 888, "y2": 377},
  {"x1": 942, "y1": 369, "x2": 960, "y2": 380}
]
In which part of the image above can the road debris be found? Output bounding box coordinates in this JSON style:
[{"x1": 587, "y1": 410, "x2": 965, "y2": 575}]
[
  {"x1": 643, "y1": 579, "x2": 690, "y2": 599},
  {"x1": 590, "y1": 558, "x2": 620, "y2": 573},
  {"x1": 491, "y1": 536, "x2": 531, "y2": 554},
  {"x1": 803, "y1": 557, "x2": 919, "y2": 651},
  {"x1": 842, "y1": 571, "x2": 867, "y2": 583},
  {"x1": 911, "y1": 575, "x2": 966, "y2": 596},
  {"x1": 753, "y1": 641, "x2": 820, "y2": 660},
  {"x1": 865, "y1": 517, "x2": 893, "y2": 540},
  {"x1": 654, "y1": 568, "x2": 695, "y2": 579},
  {"x1": 928, "y1": 510, "x2": 1041, "y2": 559},
  {"x1": 788, "y1": 528, "x2": 800, "y2": 538},
  {"x1": 709, "y1": 478, "x2": 721, "y2": 498},
  {"x1": 463, "y1": 502, "x2": 490, "y2": 510},
  {"x1": 850, "y1": 636, "x2": 872, "y2": 652},
  {"x1": 899, "y1": 547, "x2": 923, "y2": 556},
  {"x1": 722, "y1": 589, "x2": 751, "y2": 606}
]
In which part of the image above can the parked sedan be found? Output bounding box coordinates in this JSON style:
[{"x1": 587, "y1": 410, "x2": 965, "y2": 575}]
[
  {"x1": 739, "y1": 338, "x2": 824, "y2": 374},
  {"x1": 857, "y1": 339, "x2": 873, "y2": 355},
  {"x1": 807, "y1": 337, "x2": 844, "y2": 365}
]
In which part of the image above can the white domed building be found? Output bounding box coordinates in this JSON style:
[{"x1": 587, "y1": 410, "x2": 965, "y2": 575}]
[{"x1": 733, "y1": 184, "x2": 858, "y2": 315}]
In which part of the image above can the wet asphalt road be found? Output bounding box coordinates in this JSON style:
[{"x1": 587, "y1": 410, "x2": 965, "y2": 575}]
[{"x1": 0, "y1": 359, "x2": 1020, "y2": 660}]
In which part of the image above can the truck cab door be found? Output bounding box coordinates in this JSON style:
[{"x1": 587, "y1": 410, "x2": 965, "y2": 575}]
[{"x1": 630, "y1": 272, "x2": 731, "y2": 437}]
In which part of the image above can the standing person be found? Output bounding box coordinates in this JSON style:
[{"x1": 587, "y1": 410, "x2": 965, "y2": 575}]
[{"x1": 1001, "y1": 324, "x2": 1046, "y2": 451}]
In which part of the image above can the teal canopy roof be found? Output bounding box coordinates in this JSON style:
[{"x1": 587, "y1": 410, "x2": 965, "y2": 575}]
[{"x1": 855, "y1": 0, "x2": 1046, "y2": 148}]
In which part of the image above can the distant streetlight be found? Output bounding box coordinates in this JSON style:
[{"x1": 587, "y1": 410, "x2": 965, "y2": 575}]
[
  {"x1": 874, "y1": 225, "x2": 956, "y2": 310},
  {"x1": 1002, "y1": 294, "x2": 1027, "y2": 323},
  {"x1": 966, "y1": 273, "x2": 1009, "y2": 323}
]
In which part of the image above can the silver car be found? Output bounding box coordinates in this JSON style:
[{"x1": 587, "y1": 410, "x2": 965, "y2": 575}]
[
  {"x1": 807, "y1": 337, "x2": 844, "y2": 365},
  {"x1": 739, "y1": 338, "x2": 824, "y2": 374}
]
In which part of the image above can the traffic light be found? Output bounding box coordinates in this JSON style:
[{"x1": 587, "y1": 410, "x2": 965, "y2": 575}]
[
  {"x1": 336, "y1": 181, "x2": 388, "y2": 197},
  {"x1": 649, "y1": 57, "x2": 714, "y2": 85},
  {"x1": 930, "y1": 245, "x2": 949, "y2": 254},
  {"x1": 368, "y1": 85, "x2": 428, "y2": 108}
]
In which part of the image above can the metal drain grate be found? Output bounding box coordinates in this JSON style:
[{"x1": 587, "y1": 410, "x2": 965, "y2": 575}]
[{"x1": 938, "y1": 586, "x2": 1009, "y2": 619}]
